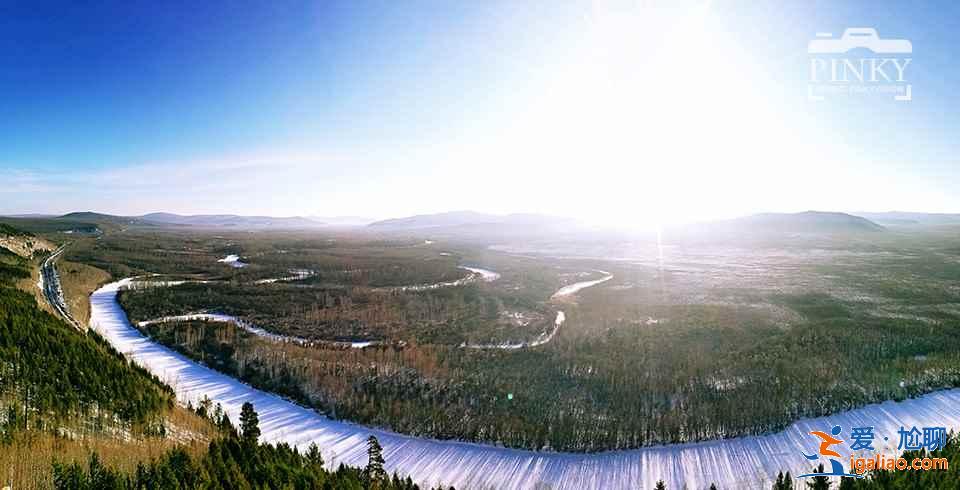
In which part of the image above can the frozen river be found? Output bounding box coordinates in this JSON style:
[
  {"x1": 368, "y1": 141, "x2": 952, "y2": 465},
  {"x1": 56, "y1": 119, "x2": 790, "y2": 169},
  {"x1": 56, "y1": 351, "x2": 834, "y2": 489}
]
[
  {"x1": 90, "y1": 278, "x2": 960, "y2": 489},
  {"x1": 551, "y1": 271, "x2": 613, "y2": 299}
]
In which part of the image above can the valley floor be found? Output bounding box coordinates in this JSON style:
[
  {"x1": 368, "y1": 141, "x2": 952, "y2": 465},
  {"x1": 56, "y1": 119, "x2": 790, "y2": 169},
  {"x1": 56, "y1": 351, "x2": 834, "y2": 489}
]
[{"x1": 92, "y1": 277, "x2": 960, "y2": 490}]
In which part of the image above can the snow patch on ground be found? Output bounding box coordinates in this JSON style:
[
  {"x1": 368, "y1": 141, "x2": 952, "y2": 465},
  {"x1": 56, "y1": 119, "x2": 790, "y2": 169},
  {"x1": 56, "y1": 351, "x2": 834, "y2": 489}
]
[
  {"x1": 460, "y1": 266, "x2": 500, "y2": 282},
  {"x1": 217, "y1": 254, "x2": 247, "y2": 268},
  {"x1": 254, "y1": 269, "x2": 315, "y2": 284},
  {"x1": 374, "y1": 265, "x2": 500, "y2": 292}
]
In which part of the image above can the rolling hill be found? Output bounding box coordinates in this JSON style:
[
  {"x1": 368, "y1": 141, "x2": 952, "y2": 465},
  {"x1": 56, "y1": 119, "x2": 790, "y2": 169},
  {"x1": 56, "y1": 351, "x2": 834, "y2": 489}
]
[
  {"x1": 723, "y1": 211, "x2": 885, "y2": 233},
  {"x1": 140, "y1": 212, "x2": 324, "y2": 228},
  {"x1": 5, "y1": 212, "x2": 329, "y2": 233},
  {"x1": 728, "y1": 211, "x2": 885, "y2": 233}
]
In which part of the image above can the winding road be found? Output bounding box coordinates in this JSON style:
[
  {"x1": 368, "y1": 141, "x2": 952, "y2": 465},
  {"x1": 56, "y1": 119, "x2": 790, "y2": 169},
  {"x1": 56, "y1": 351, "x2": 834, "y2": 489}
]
[{"x1": 40, "y1": 244, "x2": 84, "y2": 331}]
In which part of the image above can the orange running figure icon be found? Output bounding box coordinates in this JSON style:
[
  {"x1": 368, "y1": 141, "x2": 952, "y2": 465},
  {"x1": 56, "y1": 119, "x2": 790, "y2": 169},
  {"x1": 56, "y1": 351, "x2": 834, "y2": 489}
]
[{"x1": 809, "y1": 430, "x2": 843, "y2": 458}]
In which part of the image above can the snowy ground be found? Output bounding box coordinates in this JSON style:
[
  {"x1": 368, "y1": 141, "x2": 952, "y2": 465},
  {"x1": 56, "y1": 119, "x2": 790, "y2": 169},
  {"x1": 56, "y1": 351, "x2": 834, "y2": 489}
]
[
  {"x1": 464, "y1": 311, "x2": 565, "y2": 350},
  {"x1": 91, "y1": 278, "x2": 960, "y2": 489},
  {"x1": 254, "y1": 268, "x2": 315, "y2": 284},
  {"x1": 551, "y1": 271, "x2": 613, "y2": 299},
  {"x1": 217, "y1": 254, "x2": 247, "y2": 268},
  {"x1": 373, "y1": 265, "x2": 500, "y2": 292},
  {"x1": 459, "y1": 266, "x2": 501, "y2": 282}
]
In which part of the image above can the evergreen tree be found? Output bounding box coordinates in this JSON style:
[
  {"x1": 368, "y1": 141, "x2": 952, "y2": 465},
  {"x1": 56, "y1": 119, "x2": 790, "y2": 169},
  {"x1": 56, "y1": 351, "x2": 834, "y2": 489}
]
[
  {"x1": 709, "y1": 484, "x2": 717, "y2": 490},
  {"x1": 306, "y1": 442, "x2": 325, "y2": 470},
  {"x1": 218, "y1": 411, "x2": 235, "y2": 435},
  {"x1": 654, "y1": 480, "x2": 667, "y2": 490},
  {"x1": 366, "y1": 435, "x2": 387, "y2": 482},
  {"x1": 806, "y1": 464, "x2": 830, "y2": 490},
  {"x1": 197, "y1": 395, "x2": 212, "y2": 419},
  {"x1": 239, "y1": 401, "x2": 261, "y2": 445},
  {"x1": 774, "y1": 471, "x2": 795, "y2": 490}
]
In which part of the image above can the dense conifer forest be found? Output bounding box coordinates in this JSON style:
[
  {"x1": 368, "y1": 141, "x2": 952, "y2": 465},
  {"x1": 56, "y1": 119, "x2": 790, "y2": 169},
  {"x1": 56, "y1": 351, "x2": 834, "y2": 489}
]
[{"x1": 0, "y1": 246, "x2": 171, "y2": 435}]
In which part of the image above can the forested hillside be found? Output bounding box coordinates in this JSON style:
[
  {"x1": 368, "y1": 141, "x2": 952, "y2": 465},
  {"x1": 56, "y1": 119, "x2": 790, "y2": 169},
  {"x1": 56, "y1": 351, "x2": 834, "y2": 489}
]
[
  {"x1": 1, "y1": 225, "x2": 417, "y2": 488},
  {"x1": 0, "y1": 228, "x2": 191, "y2": 486},
  {"x1": 0, "y1": 223, "x2": 53, "y2": 258},
  {"x1": 0, "y1": 246, "x2": 172, "y2": 433}
]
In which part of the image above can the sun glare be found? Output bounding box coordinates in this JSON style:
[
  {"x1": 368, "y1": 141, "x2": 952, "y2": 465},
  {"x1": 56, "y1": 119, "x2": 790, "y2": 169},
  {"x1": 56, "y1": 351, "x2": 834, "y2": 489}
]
[{"x1": 472, "y1": 0, "x2": 820, "y2": 231}]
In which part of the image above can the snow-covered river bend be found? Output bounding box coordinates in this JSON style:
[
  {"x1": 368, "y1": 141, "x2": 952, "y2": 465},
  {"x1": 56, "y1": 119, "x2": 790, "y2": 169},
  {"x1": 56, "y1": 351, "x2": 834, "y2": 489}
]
[
  {"x1": 550, "y1": 270, "x2": 613, "y2": 299},
  {"x1": 90, "y1": 278, "x2": 960, "y2": 489},
  {"x1": 464, "y1": 270, "x2": 610, "y2": 350}
]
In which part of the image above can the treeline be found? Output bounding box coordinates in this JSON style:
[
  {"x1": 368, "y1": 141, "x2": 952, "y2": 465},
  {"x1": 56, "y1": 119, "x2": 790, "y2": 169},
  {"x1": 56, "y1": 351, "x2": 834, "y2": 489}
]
[
  {"x1": 0, "y1": 252, "x2": 172, "y2": 435},
  {"x1": 139, "y1": 320, "x2": 313, "y2": 406},
  {"x1": 66, "y1": 232, "x2": 224, "y2": 279},
  {"x1": 66, "y1": 229, "x2": 473, "y2": 288},
  {"x1": 52, "y1": 402, "x2": 451, "y2": 490},
  {"x1": 121, "y1": 280, "x2": 546, "y2": 345},
  {"x1": 295, "y1": 260, "x2": 466, "y2": 288},
  {"x1": 0, "y1": 247, "x2": 30, "y2": 282},
  {"x1": 132, "y1": 317, "x2": 644, "y2": 452},
  {"x1": 230, "y1": 236, "x2": 466, "y2": 287},
  {"x1": 0, "y1": 223, "x2": 32, "y2": 236}
]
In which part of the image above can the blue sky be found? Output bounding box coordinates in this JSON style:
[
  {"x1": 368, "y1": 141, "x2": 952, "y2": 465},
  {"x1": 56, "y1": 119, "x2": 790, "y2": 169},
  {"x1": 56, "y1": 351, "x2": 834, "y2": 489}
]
[{"x1": 1, "y1": 1, "x2": 957, "y2": 225}]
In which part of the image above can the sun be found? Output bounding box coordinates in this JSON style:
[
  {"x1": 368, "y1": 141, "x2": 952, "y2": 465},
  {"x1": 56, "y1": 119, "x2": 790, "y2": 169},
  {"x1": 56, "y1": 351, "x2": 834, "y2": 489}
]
[{"x1": 474, "y1": 0, "x2": 821, "y2": 230}]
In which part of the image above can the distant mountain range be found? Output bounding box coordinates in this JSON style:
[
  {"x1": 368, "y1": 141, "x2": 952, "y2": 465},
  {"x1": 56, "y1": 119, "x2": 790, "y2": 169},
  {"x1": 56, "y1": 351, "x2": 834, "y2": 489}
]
[
  {"x1": 140, "y1": 212, "x2": 325, "y2": 228},
  {"x1": 368, "y1": 211, "x2": 576, "y2": 231},
  {"x1": 58, "y1": 211, "x2": 151, "y2": 225},
  {"x1": 667, "y1": 211, "x2": 886, "y2": 237},
  {"x1": 729, "y1": 211, "x2": 885, "y2": 232},
  {"x1": 1, "y1": 213, "x2": 57, "y2": 219},
  {"x1": 12, "y1": 211, "x2": 328, "y2": 229},
  {"x1": 6, "y1": 210, "x2": 958, "y2": 236},
  {"x1": 307, "y1": 216, "x2": 376, "y2": 226},
  {"x1": 365, "y1": 210, "x2": 900, "y2": 236}
]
